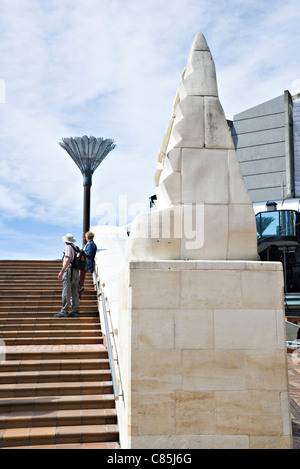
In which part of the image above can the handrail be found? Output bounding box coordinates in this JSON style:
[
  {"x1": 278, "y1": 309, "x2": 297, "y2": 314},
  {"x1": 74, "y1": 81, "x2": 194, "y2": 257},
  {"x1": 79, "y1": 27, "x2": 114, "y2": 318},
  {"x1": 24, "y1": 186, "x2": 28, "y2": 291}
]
[{"x1": 93, "y1": 270, "x2": 123, "y2": 401}]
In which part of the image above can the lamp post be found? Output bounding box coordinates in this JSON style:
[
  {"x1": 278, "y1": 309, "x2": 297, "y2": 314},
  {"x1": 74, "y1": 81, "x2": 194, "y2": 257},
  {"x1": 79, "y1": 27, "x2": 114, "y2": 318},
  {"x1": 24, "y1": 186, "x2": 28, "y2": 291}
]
[{"x1": 59, "y1": 135, "x2": 116, "y2": 246}]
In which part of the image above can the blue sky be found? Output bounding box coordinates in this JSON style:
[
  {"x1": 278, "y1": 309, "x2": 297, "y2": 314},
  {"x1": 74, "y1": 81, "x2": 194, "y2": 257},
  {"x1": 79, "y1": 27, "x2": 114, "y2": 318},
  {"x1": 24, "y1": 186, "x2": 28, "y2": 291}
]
[{"x1": 0, "y1": 0, "x2": 300, "y2": 260}]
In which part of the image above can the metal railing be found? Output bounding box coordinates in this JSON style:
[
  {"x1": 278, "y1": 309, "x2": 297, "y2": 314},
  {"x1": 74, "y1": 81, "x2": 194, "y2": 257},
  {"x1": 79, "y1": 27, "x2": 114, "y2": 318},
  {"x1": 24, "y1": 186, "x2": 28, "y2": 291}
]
[{"x1": 93, "y1": 270, "x2": 123, "y2": 401}]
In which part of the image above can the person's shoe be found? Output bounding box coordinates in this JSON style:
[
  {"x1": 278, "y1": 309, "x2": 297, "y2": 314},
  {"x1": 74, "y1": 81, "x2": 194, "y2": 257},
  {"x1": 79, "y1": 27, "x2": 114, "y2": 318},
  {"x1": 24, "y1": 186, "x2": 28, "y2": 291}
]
[
  {"x1": 54, "y1": 312, "x2": 68, "y2": 318},
  {"x1": 69, "y1": 312, "x2": 79, "y2": 317}
]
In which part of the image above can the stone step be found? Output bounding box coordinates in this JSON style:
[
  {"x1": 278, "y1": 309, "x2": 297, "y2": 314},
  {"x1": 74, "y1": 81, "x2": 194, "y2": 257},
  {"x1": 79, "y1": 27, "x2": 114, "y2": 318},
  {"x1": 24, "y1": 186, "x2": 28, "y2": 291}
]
[
  {"x1": 0, "y1": 288, "x2": 95, "y2": 296},
  {"x1": 0, "y1": 279, "x2": 95, "y2": 286},
  {"x1": 0, "y1": 271, "x2": 63, "y2": 274},
  {"x1": 0, "y1": 282, "x2": 95, "y2": 289},
  {"x1": 0, "y1": 423, "x2": 119, "y2": 447},
  {"x1": 0, "y1": 318, "x2": 100, "y2": 325},
  {"x1": 5, "y1": 348, "x2": 108, "y2": 360},
  {"x1": 0, "y1": 290, "x2": 82, "y2": 296},
  {"x1": 1, "y1": 336, "x2": 103, "y2": 346},
  {"x1": 0, "y1": 270, "x2": 94, "y2": 276},
  {"x1": 0, "y1": 329, "x2": 102, "y2": 338},
  {"x1": 0, "y1": 393, "x2": 115, "y2": 412},
  {"x1": 0, "y1": 358, "x2": 110, "y2": 372},
  {"x1": 0, "y1": 272, "x2": 94, "y2": 278},
  {"x1": 0, "y1": 311, "x2": 99, "y2": 318},
  {"x1": 0, "y1": 305, "x2": 98, "y2": 312},
  {"x1": 0, "y1": 380, "x2": 113, "y2": 398},
  {"x1": 1, "y1": 442, "x2": 120, "y2": 449},
  {"x1": 0, "y1": 280, "x2": 66, "y2": 285},
  {"x1": 0, "y1": 291, "x2": 95, "y2": 304},
  {"x1": 0, "y1": 292, "x2": 96, "y2": 299},
  {"x1": 0, "y1": 260, "x2": 61, "y2": 264},
  {"x1": 0, "y1": 322, "x2": 100, "y2": 330},
  {"x1": 0, "y1": 369, "x2": 112, "y2": 384},
  {"x1": 0, "y1": 408, "x2": 117, "y2": 429}
]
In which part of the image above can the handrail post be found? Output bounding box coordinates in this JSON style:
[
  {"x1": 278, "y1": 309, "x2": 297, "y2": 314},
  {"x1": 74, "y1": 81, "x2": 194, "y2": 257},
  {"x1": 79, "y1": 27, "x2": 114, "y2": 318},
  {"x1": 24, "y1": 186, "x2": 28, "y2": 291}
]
[
  {"x1": 93, "y1": 270, "x2": 123, "y2": 401},
  {"x1": 100, "y1": 291, "x2": 119, "y2": 399}
]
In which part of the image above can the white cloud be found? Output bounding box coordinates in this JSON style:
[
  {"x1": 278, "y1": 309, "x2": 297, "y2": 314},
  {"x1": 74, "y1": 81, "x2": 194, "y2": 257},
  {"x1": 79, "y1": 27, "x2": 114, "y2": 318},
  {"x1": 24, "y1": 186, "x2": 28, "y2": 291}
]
[{"x1": 291, "y1": 79, "x2": 300, "y2": 96}]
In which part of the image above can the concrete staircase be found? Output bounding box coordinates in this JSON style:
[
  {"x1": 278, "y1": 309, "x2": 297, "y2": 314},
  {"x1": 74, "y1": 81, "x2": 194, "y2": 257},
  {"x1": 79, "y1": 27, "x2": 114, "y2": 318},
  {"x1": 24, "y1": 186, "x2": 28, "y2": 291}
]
[{"x1": 0, "y1": 260, "x2": 119, "y2": 449}]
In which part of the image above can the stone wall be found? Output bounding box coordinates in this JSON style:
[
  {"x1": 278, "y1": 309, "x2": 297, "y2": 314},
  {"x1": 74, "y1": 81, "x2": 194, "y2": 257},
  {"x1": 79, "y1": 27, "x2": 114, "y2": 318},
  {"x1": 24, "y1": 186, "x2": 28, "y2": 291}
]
[{"x1": 117, "y1": 260, "x2": 292, "y2": 449}]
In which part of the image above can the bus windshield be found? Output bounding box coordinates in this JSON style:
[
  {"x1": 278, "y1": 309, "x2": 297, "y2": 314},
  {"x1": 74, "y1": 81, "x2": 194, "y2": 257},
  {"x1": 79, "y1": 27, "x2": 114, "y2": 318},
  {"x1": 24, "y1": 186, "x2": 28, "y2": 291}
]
[{"x1": 256, "y1": 210, "x2": 297, "y2": 239}]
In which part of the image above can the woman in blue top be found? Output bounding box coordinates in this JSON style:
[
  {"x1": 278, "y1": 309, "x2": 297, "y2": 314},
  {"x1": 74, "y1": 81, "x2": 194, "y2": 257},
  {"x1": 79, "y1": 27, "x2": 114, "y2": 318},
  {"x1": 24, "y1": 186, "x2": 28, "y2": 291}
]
[{"x1": 79, "y1": 231, "x2": 97, "y2": 298}]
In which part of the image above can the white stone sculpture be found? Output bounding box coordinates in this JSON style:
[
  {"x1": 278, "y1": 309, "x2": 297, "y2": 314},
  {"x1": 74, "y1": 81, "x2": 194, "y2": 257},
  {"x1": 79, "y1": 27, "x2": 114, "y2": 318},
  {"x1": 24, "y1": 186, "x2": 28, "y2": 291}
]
[
  {"x1": 126, "y1": 32, "x2": 258, "y2": 261},
  {"x1": 118, "y1": 33, "x2": 291, "y2": 450}
]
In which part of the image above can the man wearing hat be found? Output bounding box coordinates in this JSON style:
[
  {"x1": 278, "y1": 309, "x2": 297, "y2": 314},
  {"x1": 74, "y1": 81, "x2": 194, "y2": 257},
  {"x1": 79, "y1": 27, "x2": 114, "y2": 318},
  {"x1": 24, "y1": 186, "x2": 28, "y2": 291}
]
[{"x1": 54, "y1": 233, "x2": 79, "y2": 318}]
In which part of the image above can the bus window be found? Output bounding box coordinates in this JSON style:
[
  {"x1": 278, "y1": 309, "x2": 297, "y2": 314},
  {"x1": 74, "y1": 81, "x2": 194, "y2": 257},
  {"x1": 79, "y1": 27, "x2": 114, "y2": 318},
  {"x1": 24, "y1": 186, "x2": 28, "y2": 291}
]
[{"x1": 256, "y1": 210, "x2": 297, "y2": 239}]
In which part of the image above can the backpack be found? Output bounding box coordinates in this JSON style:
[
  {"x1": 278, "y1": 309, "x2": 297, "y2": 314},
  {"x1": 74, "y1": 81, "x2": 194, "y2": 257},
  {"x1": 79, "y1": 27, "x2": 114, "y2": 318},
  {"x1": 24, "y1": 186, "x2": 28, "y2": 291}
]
[{"x1": 71, "y1": 245, "x2": 87, "y2": 270}]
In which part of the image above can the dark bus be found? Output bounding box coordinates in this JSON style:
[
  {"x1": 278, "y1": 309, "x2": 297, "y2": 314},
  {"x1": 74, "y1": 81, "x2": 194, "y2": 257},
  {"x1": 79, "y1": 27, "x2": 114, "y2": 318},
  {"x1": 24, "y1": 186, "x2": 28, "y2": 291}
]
[{"x1": 254, "y1": 199, "x2": 300, "y2": 317}]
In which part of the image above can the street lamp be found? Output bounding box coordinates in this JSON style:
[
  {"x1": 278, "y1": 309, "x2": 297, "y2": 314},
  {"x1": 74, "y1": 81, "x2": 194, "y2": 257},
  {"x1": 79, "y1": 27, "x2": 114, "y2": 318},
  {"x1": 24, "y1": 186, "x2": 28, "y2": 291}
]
[{"x1": 59, "y1": 135, "x2": 116, "y2": 246}]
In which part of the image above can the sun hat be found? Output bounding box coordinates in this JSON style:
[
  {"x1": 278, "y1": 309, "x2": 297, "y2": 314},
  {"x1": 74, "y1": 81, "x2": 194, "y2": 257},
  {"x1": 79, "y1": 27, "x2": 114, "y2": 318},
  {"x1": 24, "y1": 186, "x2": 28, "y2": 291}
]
[{"x1": 62, "y1": 233, "x2": 76, "y2": 243}]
